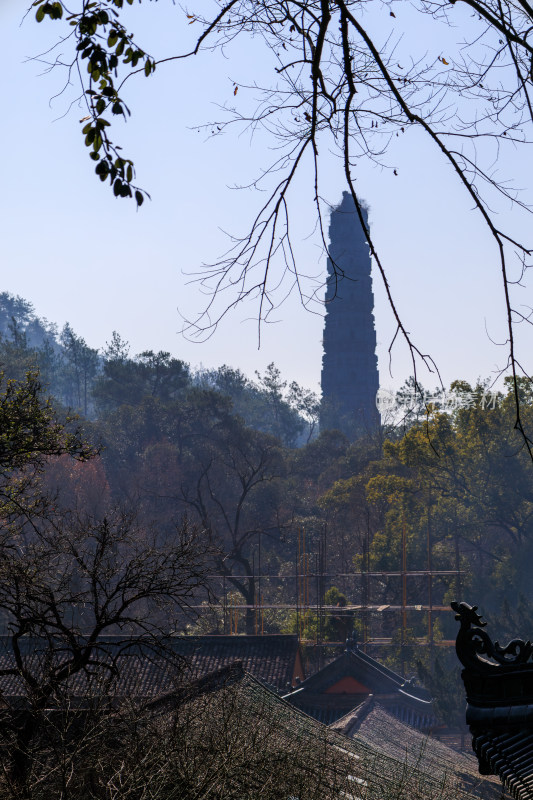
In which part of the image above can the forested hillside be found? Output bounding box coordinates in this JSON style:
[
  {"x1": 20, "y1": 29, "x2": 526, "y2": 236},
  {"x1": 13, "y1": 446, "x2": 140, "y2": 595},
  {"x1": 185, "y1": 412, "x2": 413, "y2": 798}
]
[{"x1": 1, "y1": 292, "x2": 532, "y2": 727}]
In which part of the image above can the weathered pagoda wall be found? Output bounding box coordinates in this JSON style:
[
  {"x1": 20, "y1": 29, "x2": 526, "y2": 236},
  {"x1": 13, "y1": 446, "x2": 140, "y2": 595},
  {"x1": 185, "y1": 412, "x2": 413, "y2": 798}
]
[{"x1": 320, "y1": 192, "x2": 380, "y2": 438}]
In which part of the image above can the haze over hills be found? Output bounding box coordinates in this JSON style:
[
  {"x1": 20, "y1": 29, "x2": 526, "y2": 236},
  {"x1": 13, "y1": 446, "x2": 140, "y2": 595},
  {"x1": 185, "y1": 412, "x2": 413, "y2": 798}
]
[{"x1": 0, "y1": 291, "x2": 319, "y2": 444}]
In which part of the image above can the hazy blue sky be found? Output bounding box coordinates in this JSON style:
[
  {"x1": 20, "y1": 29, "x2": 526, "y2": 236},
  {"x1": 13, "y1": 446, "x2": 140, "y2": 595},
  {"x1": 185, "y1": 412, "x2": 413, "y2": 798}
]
[{"x1": 2, "y1": 0, "x2": 532, "y2": 395}]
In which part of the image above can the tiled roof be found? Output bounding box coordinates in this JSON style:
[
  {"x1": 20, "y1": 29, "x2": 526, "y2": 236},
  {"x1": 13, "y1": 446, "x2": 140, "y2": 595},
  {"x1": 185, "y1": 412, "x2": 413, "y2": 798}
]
[
  {"x1": 470, "y1": 728, "x2": 533, "y2": 799},
  {"x1": 0, "y1": 646, "x2": 182, "y2": 702},
  {"x1": 289, "y1": 643, "x2": 430, "y2": 699},
  {"x1": 330, "y1": 699, "x2": 503, "y2": 799},
  {"x1": 0, "y1": 634, "x2": 301, "y2": 700},
  {"x1": 158, "y1": 668, "x2": 505, "y2": 800},
  {"x1": 284, "y1": 643, "x2": 435, "y2": 726},
  {"x1": 169, "y1": 634, "x2": 301, "y2": 692}
]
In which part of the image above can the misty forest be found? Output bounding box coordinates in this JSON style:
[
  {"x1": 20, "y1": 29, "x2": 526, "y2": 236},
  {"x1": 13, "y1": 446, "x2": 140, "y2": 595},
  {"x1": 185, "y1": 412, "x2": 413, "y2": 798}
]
[{"x1": 1, "y1": 290, "x2": 531, "y2": 698}]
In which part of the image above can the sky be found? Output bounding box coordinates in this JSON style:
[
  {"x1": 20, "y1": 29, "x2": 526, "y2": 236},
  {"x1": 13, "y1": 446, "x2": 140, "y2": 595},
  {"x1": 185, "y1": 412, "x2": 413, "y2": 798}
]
[{"x1": 1, "y1": 0, "x2": 532, "y2": 397}]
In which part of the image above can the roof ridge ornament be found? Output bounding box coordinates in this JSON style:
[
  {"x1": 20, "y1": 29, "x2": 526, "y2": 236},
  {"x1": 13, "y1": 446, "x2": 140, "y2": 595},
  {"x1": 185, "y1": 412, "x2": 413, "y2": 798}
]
[
  {"x1": 345, "y1": 633, "x2": 358, "y2": 652},
  {"x1": 451, "y1": 600, "x2": 533, "y2": 672}
]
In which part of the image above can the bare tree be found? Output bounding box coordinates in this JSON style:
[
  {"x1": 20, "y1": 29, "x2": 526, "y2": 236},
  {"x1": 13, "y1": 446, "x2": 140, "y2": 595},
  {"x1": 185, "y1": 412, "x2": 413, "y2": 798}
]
[
  {"x1": 178, "y1": 419, "x2": 286, "y2": 633},
  {"x1": 0, "y1": 509, "x2": 209, "y2": 793},
  {"x1": 0, "y1": 360, "x2": 211, "y2": 796},
  {"x1": 30, "y1": 0, "x2": 533, "y2": 445}
]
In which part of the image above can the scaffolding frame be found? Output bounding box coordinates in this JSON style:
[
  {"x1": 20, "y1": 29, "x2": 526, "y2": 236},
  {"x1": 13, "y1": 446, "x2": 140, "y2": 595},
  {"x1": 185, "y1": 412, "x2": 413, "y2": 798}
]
[{"x1": 206, "y1": 522, "x2": 461, "y2": 648}]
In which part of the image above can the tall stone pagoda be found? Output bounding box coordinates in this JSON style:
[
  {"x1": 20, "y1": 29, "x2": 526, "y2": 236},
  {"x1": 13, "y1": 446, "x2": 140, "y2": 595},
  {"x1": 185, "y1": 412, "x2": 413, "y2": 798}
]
[{"x1": 320, "y1": 192, "x2": 380, "y2": 438}]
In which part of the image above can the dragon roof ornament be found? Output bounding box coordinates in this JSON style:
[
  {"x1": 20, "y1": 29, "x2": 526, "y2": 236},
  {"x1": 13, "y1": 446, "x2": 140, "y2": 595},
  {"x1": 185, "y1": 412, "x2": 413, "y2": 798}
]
[{"x1": 452, "y1": 601, "x2": 533, "y2": 673}]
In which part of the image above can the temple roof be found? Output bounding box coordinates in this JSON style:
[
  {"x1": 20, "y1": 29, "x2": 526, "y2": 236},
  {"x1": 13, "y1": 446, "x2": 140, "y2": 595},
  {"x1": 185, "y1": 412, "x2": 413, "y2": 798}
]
[
  {"x1": 169, "y1": 634, "x2": 303, "y2": 692},
  {"x1": 330, "y1": 698, "x2": 502, "y2": 798},
  {"x1": 289, "y1": 642, "x2": 429, "y2": 696},
  {"x1": 164, "y1": 665, "x2": 503, "y2": 799},
  {"x1": 284, "y1": 642, "x2": 434, "y2": 726},
  {"x1": 0, "y1": 634, "x2": 303, "y2": 700}
]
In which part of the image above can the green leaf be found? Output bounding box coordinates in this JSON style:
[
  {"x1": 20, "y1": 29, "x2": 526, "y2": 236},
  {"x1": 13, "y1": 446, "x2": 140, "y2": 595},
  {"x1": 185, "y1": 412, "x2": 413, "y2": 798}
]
[
  {"x1": 144, "y1": 60, "x2": 151, "y2": 77},
  {"x1": 96, "y1": 98, "x2": 106, "y2": 114},
  {"x1": 135, "y1": 190, "x2": 144, "y2": 206},
  {"x1": 36, "y1": 5, "x2": 45, "y2": 21},
  {"x1": 126, "y1": 163, "x2": 133, "y2": 182},
  {"x1": 113, "y1": 179, "x2": 122, "y2": 197}
]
